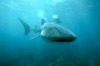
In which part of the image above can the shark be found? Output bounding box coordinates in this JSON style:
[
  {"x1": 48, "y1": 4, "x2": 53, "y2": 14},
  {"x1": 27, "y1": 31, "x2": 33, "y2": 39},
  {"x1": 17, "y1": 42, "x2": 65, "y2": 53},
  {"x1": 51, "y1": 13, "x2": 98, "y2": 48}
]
[{"x1": 19, "y1": 17, "x2": 76, "y2": 42}]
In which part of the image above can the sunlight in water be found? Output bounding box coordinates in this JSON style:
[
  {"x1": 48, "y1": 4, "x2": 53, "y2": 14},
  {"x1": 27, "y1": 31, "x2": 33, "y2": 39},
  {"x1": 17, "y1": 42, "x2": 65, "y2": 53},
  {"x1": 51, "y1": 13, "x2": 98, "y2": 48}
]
[
  {"x1": 37, "y1": 10, "x2": 45, "y2": 18},
  {"x1": 50, "y1": 0, "x2": 65, "y2": 5},
  {"x1": 52, "y1": 15, "x2": 59, "y2": 19}
]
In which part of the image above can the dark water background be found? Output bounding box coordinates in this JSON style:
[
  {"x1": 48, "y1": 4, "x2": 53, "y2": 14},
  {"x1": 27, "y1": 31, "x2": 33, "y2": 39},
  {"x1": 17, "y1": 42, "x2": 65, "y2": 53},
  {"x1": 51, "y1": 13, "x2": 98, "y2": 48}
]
[{"x1": 0, "y1": 0, "x2": 100, "y2": 66}]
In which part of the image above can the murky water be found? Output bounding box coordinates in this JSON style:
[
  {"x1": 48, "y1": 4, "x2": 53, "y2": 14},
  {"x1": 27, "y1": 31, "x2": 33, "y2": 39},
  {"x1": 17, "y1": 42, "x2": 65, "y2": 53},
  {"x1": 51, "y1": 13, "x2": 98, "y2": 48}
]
[{"x1": 0, "y1": 0, "x2": 100, "y2": 66}]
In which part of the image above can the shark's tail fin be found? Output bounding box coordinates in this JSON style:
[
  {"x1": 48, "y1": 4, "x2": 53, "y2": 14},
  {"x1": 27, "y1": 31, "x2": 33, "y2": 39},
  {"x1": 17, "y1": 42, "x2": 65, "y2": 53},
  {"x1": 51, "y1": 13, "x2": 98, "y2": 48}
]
[{"x1": 18, "y1": 18, "x2": 30, "y2": 35}]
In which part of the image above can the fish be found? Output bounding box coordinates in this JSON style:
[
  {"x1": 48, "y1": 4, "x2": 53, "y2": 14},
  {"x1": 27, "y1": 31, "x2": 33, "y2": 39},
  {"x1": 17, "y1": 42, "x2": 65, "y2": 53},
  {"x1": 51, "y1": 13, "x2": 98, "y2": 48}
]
[{"x1": 19, "y1": 17, "x2": 76, "y2": 42}]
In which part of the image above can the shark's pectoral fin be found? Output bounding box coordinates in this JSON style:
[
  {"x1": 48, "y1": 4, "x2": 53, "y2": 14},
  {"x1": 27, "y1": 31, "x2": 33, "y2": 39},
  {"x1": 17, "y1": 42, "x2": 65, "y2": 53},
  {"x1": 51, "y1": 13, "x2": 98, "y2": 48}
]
[{"x1": 30, "y1": 35, "x2": 41, "y2": 40}]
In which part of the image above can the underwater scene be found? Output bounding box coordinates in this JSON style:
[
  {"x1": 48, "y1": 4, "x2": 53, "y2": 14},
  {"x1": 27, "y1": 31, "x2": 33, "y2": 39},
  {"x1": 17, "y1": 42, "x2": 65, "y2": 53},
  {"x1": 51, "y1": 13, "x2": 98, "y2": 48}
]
[{"x1": 0, "y1": 0, "x2": 100, "y2": 66}]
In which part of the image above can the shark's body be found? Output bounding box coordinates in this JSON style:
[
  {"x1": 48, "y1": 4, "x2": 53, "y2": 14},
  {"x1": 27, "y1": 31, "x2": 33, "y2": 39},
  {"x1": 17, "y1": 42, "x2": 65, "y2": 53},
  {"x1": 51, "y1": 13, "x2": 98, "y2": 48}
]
[
  {"x1": 19, "y1": 17, "x2": 76, "y2": 42},
  {"x1": 41, "y1": 22, "x2": 76, "y2": 42}
]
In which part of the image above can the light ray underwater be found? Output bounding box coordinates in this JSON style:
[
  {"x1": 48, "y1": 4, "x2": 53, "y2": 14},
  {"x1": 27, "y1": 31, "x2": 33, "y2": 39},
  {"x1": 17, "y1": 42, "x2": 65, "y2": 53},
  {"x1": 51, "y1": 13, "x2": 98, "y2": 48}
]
[{"x1": 0, "y1": 0, "x2": 100, "y2": 66}]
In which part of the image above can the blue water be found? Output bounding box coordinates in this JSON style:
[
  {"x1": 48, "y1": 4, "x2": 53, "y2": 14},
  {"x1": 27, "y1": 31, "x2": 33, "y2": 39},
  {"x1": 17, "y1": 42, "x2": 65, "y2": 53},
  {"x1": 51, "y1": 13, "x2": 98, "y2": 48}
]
[{"x1": 0, "y1": 0, "x2": 100, "y2": 66}]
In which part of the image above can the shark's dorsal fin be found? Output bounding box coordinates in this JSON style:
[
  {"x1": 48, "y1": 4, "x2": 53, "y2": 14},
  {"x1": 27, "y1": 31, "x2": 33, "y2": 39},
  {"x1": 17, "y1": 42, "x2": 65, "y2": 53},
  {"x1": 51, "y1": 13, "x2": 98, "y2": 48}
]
[{"x1": 41, "y1": 19, "x2": 46, "y2": 25}]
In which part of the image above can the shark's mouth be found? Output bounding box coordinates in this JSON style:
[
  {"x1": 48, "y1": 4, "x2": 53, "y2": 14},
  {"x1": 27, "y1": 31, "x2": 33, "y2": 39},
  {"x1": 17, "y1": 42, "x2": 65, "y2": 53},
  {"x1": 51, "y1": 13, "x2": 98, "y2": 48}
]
[{"x1": 42, "y1": 36, "x2": 77, "y2": 42}]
